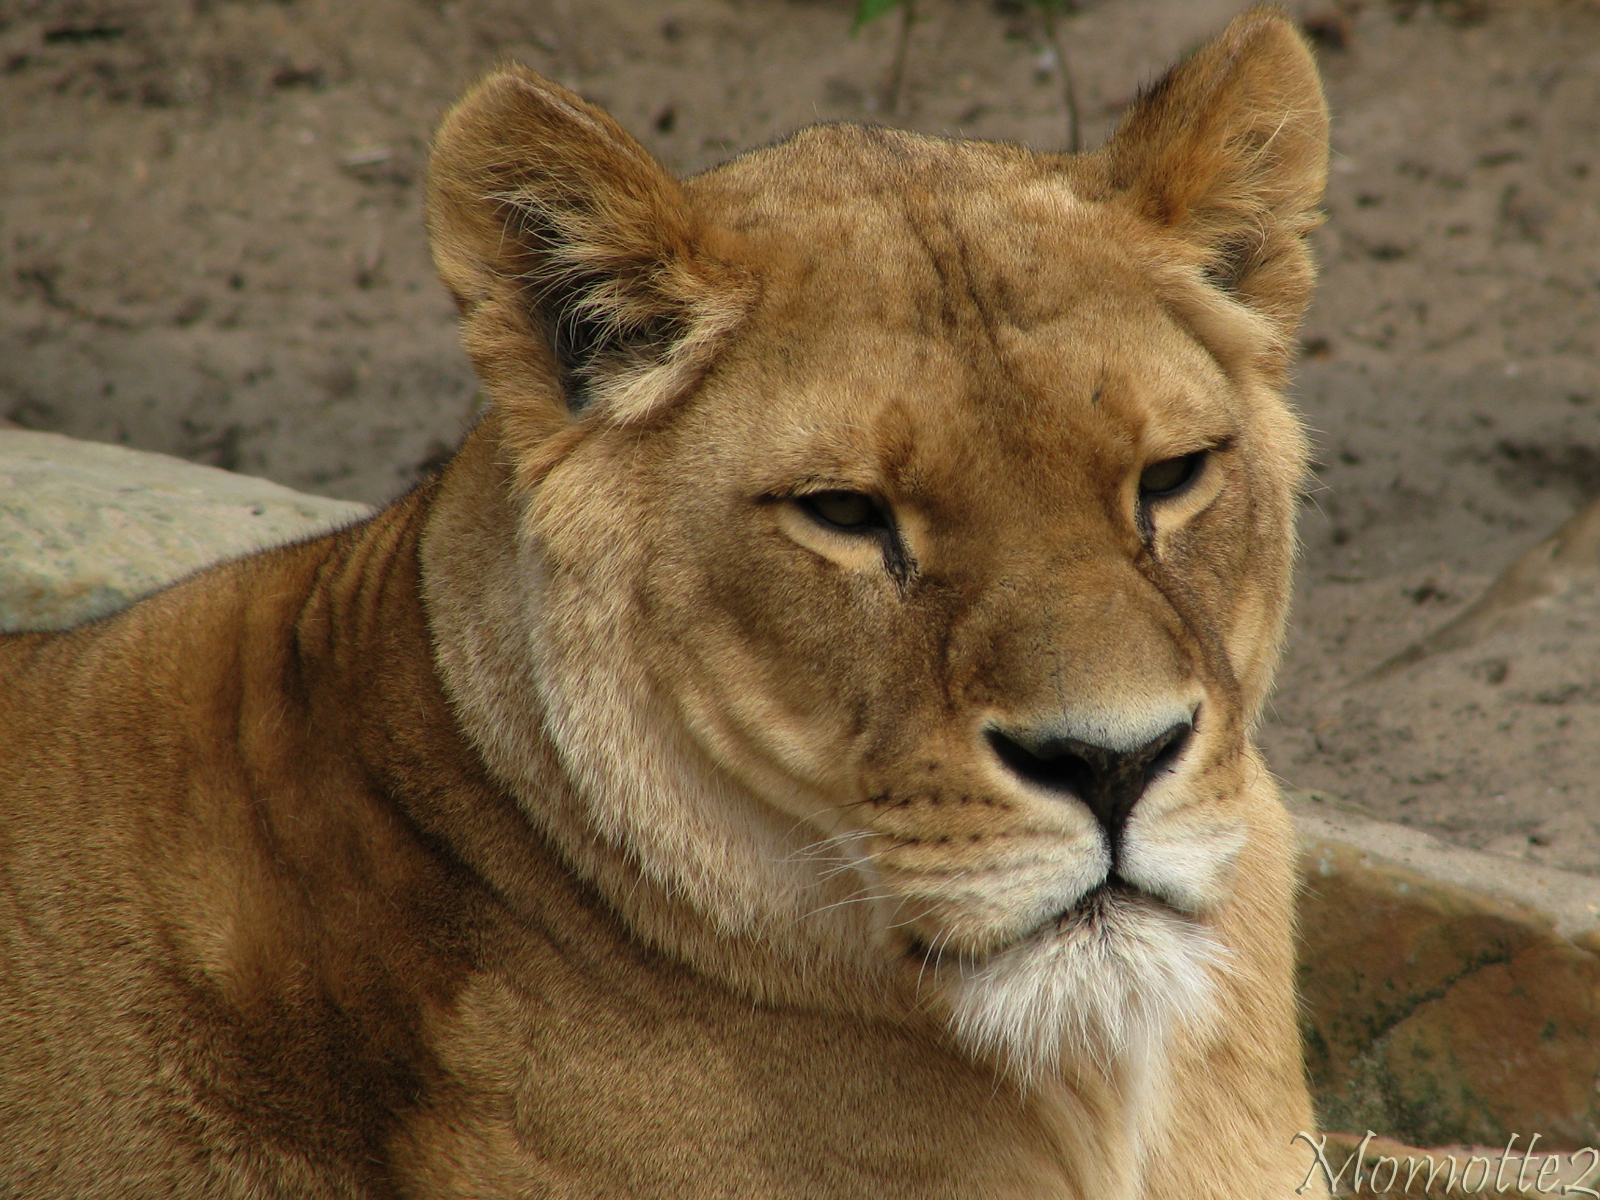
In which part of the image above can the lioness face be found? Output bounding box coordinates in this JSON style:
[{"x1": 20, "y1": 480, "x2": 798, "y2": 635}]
[
  {"x1": 676, "y1": 186, "x2": 1287, "y2": 949},
  {"x1": 528, "y1": 145, "x2": 1302, "y2": 1072},
  {"x1": 426, "y1": 14, "x2": 1324, "y2": 1082}
]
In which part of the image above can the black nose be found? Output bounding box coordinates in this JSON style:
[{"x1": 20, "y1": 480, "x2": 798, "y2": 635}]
[{"x1": 987, "y1": 720, "x2": 1193, "y2": 848}]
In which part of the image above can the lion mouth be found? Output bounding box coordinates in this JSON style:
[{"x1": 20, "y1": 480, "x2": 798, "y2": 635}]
[
  {"x1": 1051, "y1": 873, "x2": 1155, "y2": 927},
  {"x1": 1032, "y1": 873, "x2": 1195, "y2": 945},
  {"x1": 907, "y1": 874, "x2": 1185, "y2": 967}
]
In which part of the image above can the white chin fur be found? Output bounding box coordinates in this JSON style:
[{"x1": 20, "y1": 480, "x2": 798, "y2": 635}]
[{"x1": 947, "y1": 892, "x2": 1224, "y2": 1089}]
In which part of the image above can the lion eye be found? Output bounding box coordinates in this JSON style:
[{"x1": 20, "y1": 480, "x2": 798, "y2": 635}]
[
  {"x1": 799, "y1": 491, "x2": 888, "y2": 533},
  {"x1": 1138, "y1": 451, "x2": 1206, "y2": 499}
]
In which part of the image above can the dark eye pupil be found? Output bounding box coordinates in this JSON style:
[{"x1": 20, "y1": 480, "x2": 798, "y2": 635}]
[
  {"x1": 1139, "y1": 452, "x2": 1204, "y2": 497},
  {"x1": 804, "y1": 491, "x2": 881, "y2": 530}
]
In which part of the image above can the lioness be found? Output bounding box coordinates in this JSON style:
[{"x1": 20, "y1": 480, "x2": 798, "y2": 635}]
[{"x1": 0, "y1": 9, "x2": 1328, "y2": 1198}]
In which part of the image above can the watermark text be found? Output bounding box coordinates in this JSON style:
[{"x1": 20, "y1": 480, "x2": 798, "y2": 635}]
[{"x1": 1295, "y1": 1132, "x2": 1600, "y2": 1196}]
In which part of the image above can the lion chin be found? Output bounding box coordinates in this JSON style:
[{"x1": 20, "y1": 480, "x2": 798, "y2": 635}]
[{"x1": 947, "y1": 882, "x2": 1226, "y2": 1090}]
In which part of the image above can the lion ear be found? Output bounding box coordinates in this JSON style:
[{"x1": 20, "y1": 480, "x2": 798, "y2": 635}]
[
  {"x1": 1099, "y1": 7, "x2": 1328, "y2": 348},
  {"x1": 425, "y1": 67, "x2": 755, "y2": 425}
]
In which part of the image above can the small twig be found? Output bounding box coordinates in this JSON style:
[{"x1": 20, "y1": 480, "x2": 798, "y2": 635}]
[
  {"x1": 883, "y1": 0, "x2": 917, "y2": 115},
  {"x1": 1036, "y1": 1, "x2": 1082, "y2": 154}
]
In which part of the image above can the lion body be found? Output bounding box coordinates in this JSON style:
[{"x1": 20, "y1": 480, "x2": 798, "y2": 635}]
[
  {"x1": 0, "y1": 485, "x2": 1099, "y2": 1196},
  {"x1": 0, "y1": 12, "x2": 1330, "y2": 1197}
]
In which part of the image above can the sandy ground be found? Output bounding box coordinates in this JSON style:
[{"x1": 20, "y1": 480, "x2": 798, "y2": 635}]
[{"x1": 4, "y1": 0, "x2": 1600, "y2": 866}]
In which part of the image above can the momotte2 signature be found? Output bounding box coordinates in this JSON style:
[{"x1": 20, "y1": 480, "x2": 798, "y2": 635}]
[{"x1": 1295, "y1": 1132, "x2": 1600, "y2": 1196}]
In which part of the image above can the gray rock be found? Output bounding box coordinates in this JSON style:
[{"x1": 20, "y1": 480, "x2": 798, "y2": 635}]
[{"x1": 0, "y1": 430, "x2": 372, "y2": 632}]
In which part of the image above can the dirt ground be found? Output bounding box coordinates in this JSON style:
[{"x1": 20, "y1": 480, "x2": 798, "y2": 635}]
[{"x1": 4, "y1": 0, "x2": 1600, "y2": 866}]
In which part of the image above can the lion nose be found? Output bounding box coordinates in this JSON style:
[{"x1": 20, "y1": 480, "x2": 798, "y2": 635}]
[{"x1": 986, "y1": 720, "x2": 1193, "y2": 849}]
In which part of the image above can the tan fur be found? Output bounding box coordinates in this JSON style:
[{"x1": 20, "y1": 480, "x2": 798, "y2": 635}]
[{"x1": 0, "y1": 11, "x2": 1329, "y2": 1197}]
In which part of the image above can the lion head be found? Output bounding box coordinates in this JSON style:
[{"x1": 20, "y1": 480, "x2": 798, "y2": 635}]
[{"x1": 421, "y1": 6, "x2": 1326, "y2": 1101}]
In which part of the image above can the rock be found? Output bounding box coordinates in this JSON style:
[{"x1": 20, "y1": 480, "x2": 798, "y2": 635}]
[
  {"x1": 1295, "y1": 792, "x2": 1600, "y2": 938},
  {"x1": 0, "y1": 429, "x2": 371, "y2": 632},
  {"x1": 1293, "y1": 793, "x2": 1600, "y2": 1151}
]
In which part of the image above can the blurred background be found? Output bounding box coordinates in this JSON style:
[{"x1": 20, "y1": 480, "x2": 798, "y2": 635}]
[{"x1": 3, "y1": 0, "x2": 1600, "y2": 863}]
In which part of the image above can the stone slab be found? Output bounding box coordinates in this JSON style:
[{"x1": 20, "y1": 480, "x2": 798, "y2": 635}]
[
  {"x1": 0, "y1": 429, "x2": 371, "y2": 631},
  {"x1": 1292, "y1": 792, "x2": 1600, "y2": 1151},
  {"x1": 1292, "y1": 791, "x2": 1600, "y2": 940}
]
